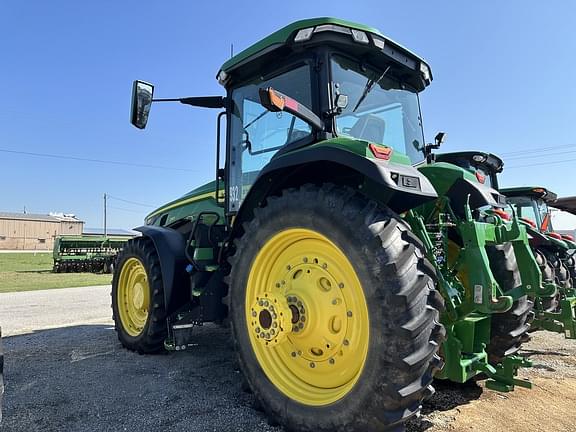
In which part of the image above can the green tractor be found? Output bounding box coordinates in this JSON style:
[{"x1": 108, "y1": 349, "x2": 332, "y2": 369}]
[
  {"x1": 501, "y1": 186, "x2": 576, "y2": 337},
  {"x1": 435, "y1": 151, "x2": 576, "y2": 338},
  {"x1": 114, "y1": 18, "x2": 542, "y2": 431}
]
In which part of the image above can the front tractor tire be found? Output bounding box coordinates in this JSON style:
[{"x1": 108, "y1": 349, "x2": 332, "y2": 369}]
[
  {"x1": 228, "y1": 185, "x2": 445, "y2": 432},
  {"x1": 112, "y1": 238, "x2": 167, "y2": 353}
]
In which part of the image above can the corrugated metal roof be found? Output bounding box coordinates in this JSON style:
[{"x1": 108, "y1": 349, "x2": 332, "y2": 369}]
[{"x1": 0, "y1": 212, "x2": 83, "y2": 223}]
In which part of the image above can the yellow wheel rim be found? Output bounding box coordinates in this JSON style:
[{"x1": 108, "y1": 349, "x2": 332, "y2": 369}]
[
  {"x1": 117, "y1": 257, "x2": 150, "y2": 337},
  {"x1": 246, "y1": 228, "x2": 369, "y2": 406}
]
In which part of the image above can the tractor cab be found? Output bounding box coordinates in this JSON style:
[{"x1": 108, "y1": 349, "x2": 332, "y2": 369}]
[
  {"x1": 501, "y1": 186, "x2": 558, "y2": 233},
  {"x1": 434, "y1": 151, "x2": 504, "y2": 190},
  {"x1": 132, "y1": 18, "x2": 438, "y2": 225}
]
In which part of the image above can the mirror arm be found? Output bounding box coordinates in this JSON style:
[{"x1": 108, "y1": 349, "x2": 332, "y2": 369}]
[
  {"x1": 152, "y1": 96, "x2": 228, "y2": 109},
  {"x1": 259, "y1": 87, "x2": 324, "y2": 132}
]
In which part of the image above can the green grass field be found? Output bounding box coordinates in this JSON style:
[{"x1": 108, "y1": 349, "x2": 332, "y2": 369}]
[{"x1": 0, "y1": 253, "x2": 112, "y2": 293}]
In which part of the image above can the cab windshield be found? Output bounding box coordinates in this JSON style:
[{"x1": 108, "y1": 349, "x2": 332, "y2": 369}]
[
  {"x1": 331, "y1": 55, "x2": 425, "y2": 164},
  {"x1": 509, "y1": 197, "x2": 552, "y2": 230}
]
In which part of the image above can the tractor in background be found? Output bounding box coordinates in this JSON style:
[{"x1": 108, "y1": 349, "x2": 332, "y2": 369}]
[
  {"x1": 436, "y1": 151, "x2": 576, "y2": 339},
  {"x1": 113, "y1": 18, "x2": 547, "y2": 431}
]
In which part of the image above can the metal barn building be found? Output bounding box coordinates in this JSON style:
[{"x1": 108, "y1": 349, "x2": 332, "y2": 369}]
[{"x1": 0, "y1": 212, "x2": 84, "y2": 251}]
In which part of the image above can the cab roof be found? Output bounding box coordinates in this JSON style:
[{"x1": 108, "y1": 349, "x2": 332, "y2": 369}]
[
  {"x1": 216, "y1": 17, "x2": 432, "y2": 91},
  {"x1": 435, "y1": 151, "x2": 504, "y2": 174},
  {"x1": 501, "y1": 186, "x2": 558, "y2": 202},
  {"x1": 554, "y1": 196, "x2": 576, "y2": 215}
]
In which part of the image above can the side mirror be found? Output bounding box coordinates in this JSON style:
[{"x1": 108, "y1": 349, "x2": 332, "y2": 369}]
[
  {"x1": 130, "y1": 80, "x2": 154, "y2": 129},
  {"x1": 434, "y1": 132, "x2": 447, "y2": 146}
]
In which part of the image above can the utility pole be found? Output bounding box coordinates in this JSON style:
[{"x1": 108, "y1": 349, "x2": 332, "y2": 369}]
[{"x1": 103, "y1": 193, "x2": 107, "y2": 238}]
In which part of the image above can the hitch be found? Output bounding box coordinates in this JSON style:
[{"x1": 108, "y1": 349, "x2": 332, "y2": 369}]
[
  {"x1": 533, "y1": 295, "x2": 576, "y2": 339},
  {"x1": 476, "y1": 356, "x2": 532, "y2": 392}
]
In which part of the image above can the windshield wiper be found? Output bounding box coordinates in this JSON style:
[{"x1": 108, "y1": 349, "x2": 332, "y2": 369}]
[{"x1": 352, "y1": 66, "x2": 391, "y2": 113}]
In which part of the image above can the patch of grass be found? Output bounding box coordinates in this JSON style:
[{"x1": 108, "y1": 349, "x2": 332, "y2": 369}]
[{"x1": 0, "y1": 253, "x2": 111, "y2": 293}]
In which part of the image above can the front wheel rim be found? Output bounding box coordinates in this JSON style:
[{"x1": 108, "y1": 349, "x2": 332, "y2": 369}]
[
  {"x1": 117, "y1": 257, "x2": 150, "y2": 337},
  {"x1": 245, "y1": 228, "x2": 369, "y2": 406}
]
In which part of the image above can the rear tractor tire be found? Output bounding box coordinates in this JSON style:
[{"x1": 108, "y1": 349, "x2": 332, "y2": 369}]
[
  {"x1": 111, "y1": 237, "x2": 167, "y2": 353},
  {"x1": 227, "y1": 184, "x2": 445, "y2": 432},
  {"x1": 486, "y1": 244, "x2": 534, "y2": 364}
]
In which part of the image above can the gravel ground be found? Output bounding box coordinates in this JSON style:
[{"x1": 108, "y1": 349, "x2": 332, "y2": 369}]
[{"x1": 1, "y1": 287, "x2": 576, "y2": 431}]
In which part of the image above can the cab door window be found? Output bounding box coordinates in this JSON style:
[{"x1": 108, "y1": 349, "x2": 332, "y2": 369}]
[{"x1": 228, "y1": 64, "x2": 313, "y2": 212}]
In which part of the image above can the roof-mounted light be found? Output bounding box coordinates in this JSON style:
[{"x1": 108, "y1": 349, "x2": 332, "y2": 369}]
[
  {"x1": 294, "y1": 27, "x2": 314, "y2": 42},
  {"x1": 217, "y1": 70, "x2": 229, "y2": 86},
  {"x1": 294, "y1": 25, "x2": 372, "y2": 46},
  {"x1": 314, "y1": 24, "x2": 351, "y2": 35},
  {"x1": 472, "y1": 154, "x2": 487, "y2": 163},
  {"x1": 420, "y1": 62, "x2": 431, "y2": 84},
  {"x1": 351, "y1": 29, "x2": 369, "y2": 44},
  {"x1": 372, "y1": 36, "x2": 385, "y2": 49}
]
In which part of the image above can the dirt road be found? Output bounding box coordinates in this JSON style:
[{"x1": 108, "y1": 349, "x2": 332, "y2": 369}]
[{"x1": 1, "y1": 287, "x2": 575, "y2": 431}]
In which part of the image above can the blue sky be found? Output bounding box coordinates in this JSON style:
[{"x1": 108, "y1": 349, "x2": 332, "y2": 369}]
[{"x1": 1, "y1": 1, "x2": 575, "y2": 230}]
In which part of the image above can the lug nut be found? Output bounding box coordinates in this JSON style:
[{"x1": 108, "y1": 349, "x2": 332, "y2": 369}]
[
  {"x1": 329, "y1": 358, "x2": 335, "y2": 365},
  {"x1": 252, "y1": 311, "x2": 257, "y2": 317},
  {"x1": 309, "y1": 362, "x2": 315, "y2": 368},
  {"x1": 347, "y1": 310, "x2": 353, "y2": 317},
  {"x1": 255, "y1": 327, "x2": 261, "y2": 333},
  {"x1": 322, "y1": 263, "x2": 328, "y2": 269},
  {"x1": 287, "y1": 265, "x2": 291, "y2": 270},
  {"x1": 291, "y1": 352, "x2": 297, "y2": 357},
  {"x1": 303, "y1": 257, "x2": 308, "y2": 263},
  {"x1": 343, "y1": 339, "x2": 349, "y2": 346}
]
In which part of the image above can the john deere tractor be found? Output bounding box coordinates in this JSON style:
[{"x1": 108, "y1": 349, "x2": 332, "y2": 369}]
[
  {"x1": 114, "y1": 18, "x2": 542, "y2": 431},
  {"x1": 502, "y1": 186, "x2": 576, "y2": 337},
  {"x1": 436, "y1": 151, "x2": 576, "y2": 339}
]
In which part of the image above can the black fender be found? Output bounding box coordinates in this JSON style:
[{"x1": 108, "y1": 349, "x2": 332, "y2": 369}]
[
  {"x1": 232, "y1": 146, "x2": 438, "y2": 233},
  {"x1": 445, "y1": 177, "x2": 506, "y2": 214},
  {"x1": 134, "y1": 225, "x2": 190, "y2": 315}
]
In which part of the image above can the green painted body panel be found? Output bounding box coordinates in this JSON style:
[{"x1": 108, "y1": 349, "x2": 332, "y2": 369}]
[
  {"x1": 417, "y1": 162, "x2": 477, "y2": 196},
  {"x1": 146, "y1": 138, "x2": 411, "y2": 227},
  {"x1": 219, "y1": 17, "x2": 426, "y2": 74},
  {"x1": 145, "y1": 180, "x2": 224, "y2": 226},
  {"x1": 278, "y1": 137, "x2": 414, "y2": 166}
]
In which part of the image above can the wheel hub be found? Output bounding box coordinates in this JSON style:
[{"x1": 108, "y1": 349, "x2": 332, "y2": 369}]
[{"x1": 249, "y1": 292, "x2": 292, "y2": 347}]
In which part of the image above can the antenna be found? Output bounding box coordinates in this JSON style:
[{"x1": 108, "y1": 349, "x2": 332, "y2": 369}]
[{"x1": 230, "y1": 43, "x2": 234, "y2": 58}]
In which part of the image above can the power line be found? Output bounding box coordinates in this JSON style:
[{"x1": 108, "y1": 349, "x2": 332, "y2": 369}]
[
  {"x1": 505, "y1": 149, "x2": 576, "y2": 161},
  {"x1": 506, "y1": 157, "x2": 576, "y2": 169},
  {"x1": 499, "y1": 144, "x2": 574, "y2": 157},
  {"x1": 0, "y1": 148, "x2": 196, "y2": 172},
  {"x1": 108, "y1": 205, "x2": 146, "y2": 214},
  {"x1": 107, "y1": 195, "x2": 156, "y2": 208}
]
